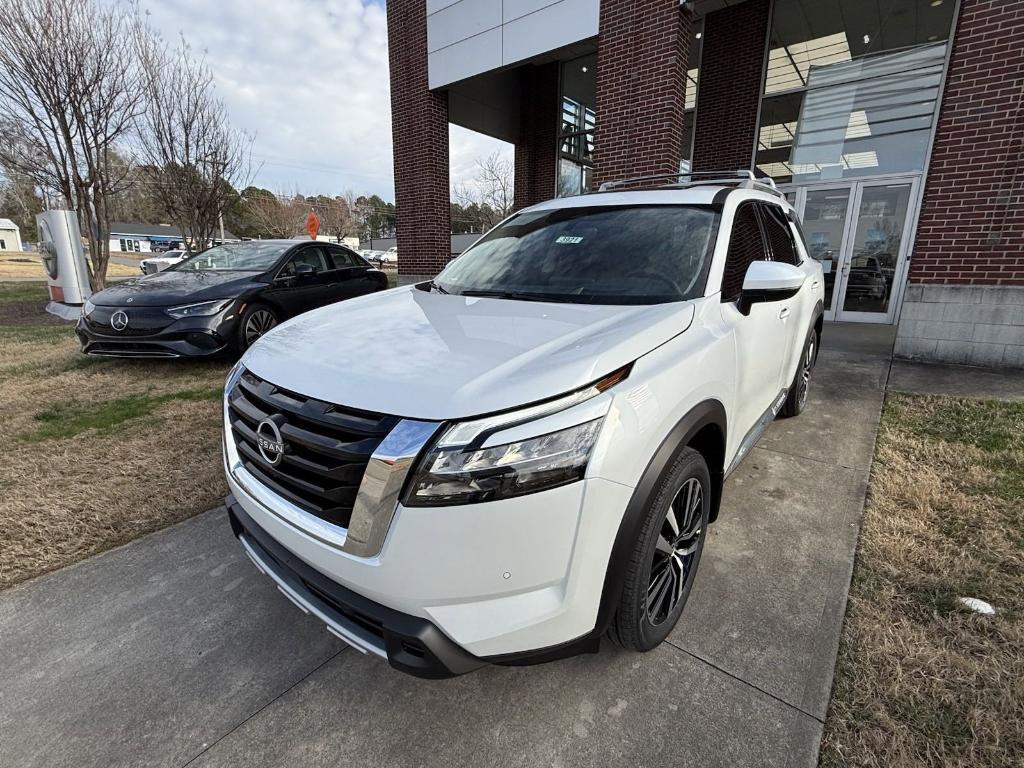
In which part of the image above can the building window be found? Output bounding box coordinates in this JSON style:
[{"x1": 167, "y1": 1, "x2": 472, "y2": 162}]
[
  {"x1": 558, "y1": 54, "x2": 596, "y2": 197},
  {"x1": 0, "y1": 239, "x2": 6, "y2": 250},
  {"x1": 680, "y1": 18, "x2": 703, "y2": 173},
  {"x1": 118, "y1": 239, "x2": 140, "y2": 252},
  {"x1": 755, "y1": 0, "x2": 957, "y2": 183}
]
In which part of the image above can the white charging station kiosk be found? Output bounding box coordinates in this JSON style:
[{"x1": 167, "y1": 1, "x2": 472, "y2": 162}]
[{"x1": 37, "y1": 210, "x2": 92, "y2": 319}]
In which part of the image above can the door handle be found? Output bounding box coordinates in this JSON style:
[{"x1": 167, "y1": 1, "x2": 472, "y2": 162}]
[
  {"x1": 811, "y1": 280, "x2": 820, "y2": 289},
  {"x1": 779, "y1": 307, "x2": 791, "y2": 320}
]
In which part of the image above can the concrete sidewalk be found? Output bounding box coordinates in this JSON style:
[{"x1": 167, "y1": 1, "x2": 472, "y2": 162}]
[{"x1": 0, "y1": 322, "x2": 893, "y2": 768}]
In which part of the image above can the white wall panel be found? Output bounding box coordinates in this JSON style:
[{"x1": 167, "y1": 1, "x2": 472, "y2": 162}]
[
  {"x1": 502, "y1": 0, "x2": 559, "y2": 23},
  {"x1": 426, "y1": 0, "x2": 462, "y2": 14},
  {"x1": 427, "y1": 0, "x2": 503, "y2": 53},
  {"x1": 427, "y1": 0, "x2": 599, "y2": 88},
  {"x1": 427, "y1": 27, "x2": 504, "y2": 89},
  {"x1": 501, "y1": 0, "x2": 598, "y2": 67}
]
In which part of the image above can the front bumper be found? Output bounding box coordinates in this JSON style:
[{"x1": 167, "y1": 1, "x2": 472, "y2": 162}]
[
  {"x1": 76, "y1": 312, "x2": 238, "y2": 358},
  {"x1": 225, "y1": 439, "x2": 632, "y2": 663},
  {"x1": 228, "y1": 498, "x2": 486, "y2": 678}
]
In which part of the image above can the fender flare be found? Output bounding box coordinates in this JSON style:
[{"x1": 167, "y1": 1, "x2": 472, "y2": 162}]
[{"x1": 592, "y1": 398, "x2": 727, "y2": 636}]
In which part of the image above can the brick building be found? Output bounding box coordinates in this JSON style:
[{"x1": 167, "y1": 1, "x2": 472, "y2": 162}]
[{"x1": 388, "y1": 0, "x2": 1023, "y2": 367}]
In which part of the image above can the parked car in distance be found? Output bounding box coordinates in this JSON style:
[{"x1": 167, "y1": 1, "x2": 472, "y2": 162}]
[
  {"x1": 223, "y1": 172, "x2": 825, "y2": 678},
  {"x1": 139, "y1": 249, "x2": 187, "y2": 275},
  {"x1": 77, "y1": 239, "x2": 387, "y2": 358},
  {"x1": 151, "y1": 241, "x2": 183, "y2": 253},
  {"x1": 845, "y1": 253, "x2": 889, "y2": 301}
]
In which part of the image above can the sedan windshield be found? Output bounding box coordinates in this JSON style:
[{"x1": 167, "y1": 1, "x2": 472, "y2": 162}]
[
  {"x1": 432, "y1": 205, "x2": 719, "y2": 304},
  {"x1": 172, "y1": 242, "x2": 291, "y2": 272}
]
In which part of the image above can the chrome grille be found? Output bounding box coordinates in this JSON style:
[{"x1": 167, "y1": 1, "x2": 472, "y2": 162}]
[{"x1": 228, "y1": 371, "x2": 400, "y2": 528}]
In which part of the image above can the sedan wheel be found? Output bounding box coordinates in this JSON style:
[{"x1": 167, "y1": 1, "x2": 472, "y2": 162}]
[
  {"x1": 647, "y1": 478, "x2": 704, "y2": 626},
  {"x1": 244, "y1": 308, "x2": 277, "y2": 347}
]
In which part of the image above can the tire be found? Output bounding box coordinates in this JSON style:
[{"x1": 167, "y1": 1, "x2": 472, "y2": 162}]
[
  {"x1": 610, "y1": 447, "x2": 710, "y2": 651},
  {"x1": 779, "y1": 328, "x2": 817, "y2": 418},
  {"x1": 236, "y1": 303, "x2": 279, "y2": 352}
]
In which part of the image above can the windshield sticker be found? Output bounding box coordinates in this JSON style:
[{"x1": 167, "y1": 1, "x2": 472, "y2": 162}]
[{"x1": 555, "y1": 235, "x2": 584, "y2": 244}]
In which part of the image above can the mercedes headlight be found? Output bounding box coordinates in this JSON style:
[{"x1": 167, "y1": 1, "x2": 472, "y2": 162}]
[
  {"x1": 165, "y1": 299, "x2": 233, "y2": 319},
  {"x1": 403, "y1": 366, "x2": 629, "y2": 507},
  {"x1": 82, "y1": 298, "x2": 96, "y2": 316}
]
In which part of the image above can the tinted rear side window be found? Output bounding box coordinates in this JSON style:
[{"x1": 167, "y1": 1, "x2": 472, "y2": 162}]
[
  {"x1": 760, "y1": 204, "x2": 799, "y2": 265},
  {"x1": 721, "y1": 203, "x2": 767, "y2": 302}
]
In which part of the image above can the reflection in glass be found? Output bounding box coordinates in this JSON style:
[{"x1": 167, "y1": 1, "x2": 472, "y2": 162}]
[
  {"x1": 842, "y1": 184, "x2": 910, "y2": 314},
  {"x1": 680, "y1": 18, "x2": 702, "y2": 170},
  {"x1": 755, "y1": 0, "x2": 956, "y2": 183},
  {"x1": 558, "y1": 54, "x2": 596, "y2": 197},
  {"x1": 803, "y1": 188, "x2": 851, "y2": 311}
]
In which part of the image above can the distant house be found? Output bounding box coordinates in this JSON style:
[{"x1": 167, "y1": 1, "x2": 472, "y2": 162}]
[
  {"x1": 0, "y1": 218, "x2": 23, "y2": 252},
  {"x1": 109, "y1": 222, "x2": 239, "y2": 253}
]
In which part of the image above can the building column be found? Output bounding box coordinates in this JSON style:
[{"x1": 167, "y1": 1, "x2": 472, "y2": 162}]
[
  {"x1": 387, "y1": 0, "x2": 450, "y2": 281},
  {"x1": 690, "y1": 0, "x2": 770, "y2": 172},
  {"x1": 592, "y1": 0, "x2": 689, "y2": 186},
  {"x1": 514, "y1": 63, "x2": 559, "y2": 210},
  {"x1": 896, "y1": 0, "x2": 1024, "y2": 368}
]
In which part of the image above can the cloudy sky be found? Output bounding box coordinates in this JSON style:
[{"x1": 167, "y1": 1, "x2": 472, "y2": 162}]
[{"x1": 135, "y1": 0, "x2": 511, "y2": 200}]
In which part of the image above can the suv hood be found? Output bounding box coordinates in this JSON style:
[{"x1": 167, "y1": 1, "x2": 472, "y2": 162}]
[
  {"x1": 242, "y1": 286, "x2": 695, "y2": 421},
  {"x1": 92, "y1": 270, "x2": 262, "y2": 306}
]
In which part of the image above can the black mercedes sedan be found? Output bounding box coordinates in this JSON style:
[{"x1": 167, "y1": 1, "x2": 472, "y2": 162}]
[{"x1": 77, "y1": 240, "x2": 388, "y2": 358}]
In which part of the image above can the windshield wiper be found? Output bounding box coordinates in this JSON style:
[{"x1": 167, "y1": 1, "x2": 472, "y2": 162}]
[
  {"x1": 428, "y1": 280, "x2": 449, "y2": 294},
  {"x1": 457, "y1": 289, "x2": 569, "y2": 303}
]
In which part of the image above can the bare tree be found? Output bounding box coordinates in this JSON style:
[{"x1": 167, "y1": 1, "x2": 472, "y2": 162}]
[
  {"x1": 242, "y1": 188, "x2": 305, "y2": 238},
  {"x1": 452, "y1": 151, "x2": 514, "y2": 231},
  {"x1": 134, "y1": 28, "x2": 251, "y2": 253},
  {"x1": 0, "y1": 0, "x2": 144, "y2": 289},
  {"x1": 475, "y1": 151, "x2": 514, "y2": 220}
]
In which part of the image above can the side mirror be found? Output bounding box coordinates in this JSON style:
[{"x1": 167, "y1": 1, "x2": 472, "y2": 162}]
[
  {"x1": 739, "y1": 260, "x2": 805, "y2": 315},
  {"x1": 294, "y1": 263, "x2": 316, "y2": 277}
]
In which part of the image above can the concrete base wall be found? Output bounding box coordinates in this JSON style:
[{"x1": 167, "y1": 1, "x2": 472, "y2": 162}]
[{"x1": 895, "y1": 284, "x2": 1024, "y2": 368}]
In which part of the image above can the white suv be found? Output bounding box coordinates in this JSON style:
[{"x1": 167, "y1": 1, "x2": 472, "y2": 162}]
[{"x1": 223, "y1": 173, "x2": 825, "y2": 678}]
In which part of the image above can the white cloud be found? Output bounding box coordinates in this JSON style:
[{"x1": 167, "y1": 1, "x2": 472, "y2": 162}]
[{"x1": 135, "y1": 0, "x2": 512, "y2": 200}]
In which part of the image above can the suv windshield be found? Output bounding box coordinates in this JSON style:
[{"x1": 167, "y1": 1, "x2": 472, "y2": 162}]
[
  {"x1": 432, "y1": 205, "x2": 719, "y2": 304},
  {"x1": 172, "y1": 242, "x2": 291, "y2": 272}
]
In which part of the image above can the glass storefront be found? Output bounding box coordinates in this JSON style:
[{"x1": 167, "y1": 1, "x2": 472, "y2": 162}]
[
  {"x1": 756, "y1": 0, "x2": 956, "y2": 184},
  {"x1": 760, "y1": 0, "x2": 956, "y2": 322}
]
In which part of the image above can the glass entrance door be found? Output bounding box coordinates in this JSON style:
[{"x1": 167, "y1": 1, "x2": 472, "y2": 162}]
[{"x1": 796, "y1": 176, "x2": 919, "y2": 324}]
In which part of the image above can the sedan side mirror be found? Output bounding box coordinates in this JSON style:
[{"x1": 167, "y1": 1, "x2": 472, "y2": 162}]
[
  {"x1": 294, "y1": 263, "x2": 316, "y2": 277},
  {"x1": 739, "y1": 260, "x2": 805, "y2": 315}
]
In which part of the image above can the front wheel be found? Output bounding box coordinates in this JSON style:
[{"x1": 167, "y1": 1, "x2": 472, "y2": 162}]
[
  {"x1": 236, "y1": 303, "x2": 279, "y2": 352},
  {"x1": 779, "y1": 329, "x2": 817, "y2": 418},
  {"x1": 610, "y1": 447, "x2": 710, "y2": 651}
]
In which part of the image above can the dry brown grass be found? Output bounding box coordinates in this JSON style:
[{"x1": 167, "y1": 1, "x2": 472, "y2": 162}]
[
  {"x1": 0, "y1": 283, "x2": 231, "y2": 588},
  {"x1": 821, "y1": 394, "x2": 1024, "y2": 768},
  {"x1": 0, "y1": 251, "x2": 137, "y2": 279}
]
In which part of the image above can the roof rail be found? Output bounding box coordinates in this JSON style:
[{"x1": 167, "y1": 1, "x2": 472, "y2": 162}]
[{"x1": 596, "y1": 169, "x2": 784, "y2": 199}]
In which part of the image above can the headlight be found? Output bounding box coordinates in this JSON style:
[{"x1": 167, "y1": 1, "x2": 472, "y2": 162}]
[
  {"x1": 403, "y1": 419, "x2": 604, "y2": 507},
  {"x1": 403, "y1": 365, "x2": 630, "y2": 506},
  {"x1": 165, "y1": 299, "x2": 233, "y2": 319},
  {"x1": 82, "y1": 298, "x2": 95, "y2": 316}
]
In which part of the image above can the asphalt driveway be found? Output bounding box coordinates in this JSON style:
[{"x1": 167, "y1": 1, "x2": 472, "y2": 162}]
[{"x1": 0, "y1": 323, "x2": 894, "y2": 768}]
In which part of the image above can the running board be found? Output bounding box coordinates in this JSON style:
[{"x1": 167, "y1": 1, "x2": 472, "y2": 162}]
[{"x1": 724, "y1": 388, "x2": 788, "y2": 478}]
